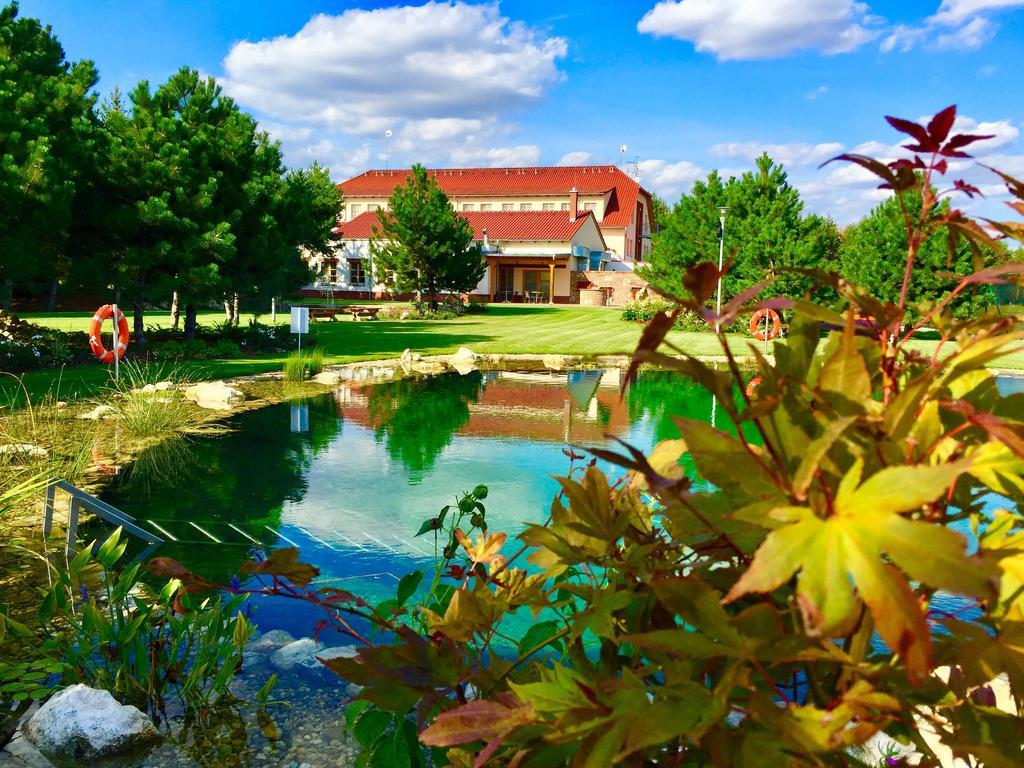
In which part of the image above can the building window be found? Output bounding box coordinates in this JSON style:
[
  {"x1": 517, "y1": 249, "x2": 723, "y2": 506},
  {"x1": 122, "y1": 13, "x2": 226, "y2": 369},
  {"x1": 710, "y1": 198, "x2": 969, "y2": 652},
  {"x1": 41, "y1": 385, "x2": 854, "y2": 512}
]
[
  {"x1": 542, "y1": 202, "x2": 555, "y2": 211},
  {"x1": 519, "y1": 203, "x2": 532, "y2": 211},
  {"x1": 560, "y1": 202, "x2": 569, "y2": 211},
  {"x1": 501, "y1": 203, "x2": 514, "y2": 211},
  {"x1": 368, "y1": 204, "x2": 379, "y2": 212},
  {"x1": 463, "y1": 203, "x2": 475, "y2": 211},
  {"x1": 480, "y1": 203, "x2": 492, "y2": 211},
  {"x1": 348, "y1": 259, "x2": 366, "y2": 285},
  {"x1": 350, "y1": 204, "x2": 363, "y2": 217},
  {"x1": 325, "y1": 262, "x2": 338, "y2": 284},
  {"x1": 583, "y1": 202, "x2": 597, "y2": 211}
]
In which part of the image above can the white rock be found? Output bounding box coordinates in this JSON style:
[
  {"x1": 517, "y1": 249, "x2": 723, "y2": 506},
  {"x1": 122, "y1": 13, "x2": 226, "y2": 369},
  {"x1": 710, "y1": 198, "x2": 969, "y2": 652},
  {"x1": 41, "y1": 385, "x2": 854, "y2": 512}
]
[
  {"x1": 153, "y1": 380, "x2": 175, "y2": 391},
  {"x1": 269, "y1": 638, "x2": 358, "y2": 678},
  {"x1": 449, "y1": 347, "x2": 479, "y2": 375},
  {"x1": 311, "y1": 371, "x2": 342, "y2": 386},
  {"x1": 0, "y1": 443, "x2": 48, "y2": 458},
  {"x1": 269, "y1": 638, "x2": 320, "y2": 672},
  {"x1": 183, "y1": 381, "x2": 244, "y2": 410},
  {"x1": 400, "y1": 348, "x2": 421, "y2": 364},
  {"x1": 78, "y1": 404, "x2": 115, "y2": 420},
  {"x1": 411, "y1": 361, "x2": 446, "y2": 376},
  {"x1": 399, "y1": 311, "x2": 412, "y2": 320},
  {"x1": 246, "y1": 629, "x2": 296, "y2": 656},
  {"x1": 22, "y1": 684, "x2": 158, "y2": 761},
  {"x1": 542, "y1": 354, "x2": 567, "y2": 371},
  {"x1": 138, "y1": 384, "x2": 158, "y2": 394}
]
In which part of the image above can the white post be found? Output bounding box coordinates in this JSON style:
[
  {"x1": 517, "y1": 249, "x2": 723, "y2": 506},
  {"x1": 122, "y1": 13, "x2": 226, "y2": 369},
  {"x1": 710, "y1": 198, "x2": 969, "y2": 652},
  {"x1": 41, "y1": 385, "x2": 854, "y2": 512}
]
[
  {"x1": 716, "y1": 207, "x2": 727, "y2": 333},
  {"x1": 112, "y1": 303, "x2": 119, "y2": 383},
  {"x1": 271, "y1": 297, "x2": 276, "y2": 324}
]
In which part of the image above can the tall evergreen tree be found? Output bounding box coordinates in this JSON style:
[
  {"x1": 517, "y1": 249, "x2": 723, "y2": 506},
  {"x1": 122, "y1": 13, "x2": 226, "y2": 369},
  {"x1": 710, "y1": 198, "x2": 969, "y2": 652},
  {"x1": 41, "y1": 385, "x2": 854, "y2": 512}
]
[
  {"x1": 370, "y1": 165, "x2": 484, "y2": 307},
  {"x1": 639, "y1": 157, "x2": 840, "y2": 302},
  {"x1": 0, "y1": 2, "x2": 97, "y2": 308}
]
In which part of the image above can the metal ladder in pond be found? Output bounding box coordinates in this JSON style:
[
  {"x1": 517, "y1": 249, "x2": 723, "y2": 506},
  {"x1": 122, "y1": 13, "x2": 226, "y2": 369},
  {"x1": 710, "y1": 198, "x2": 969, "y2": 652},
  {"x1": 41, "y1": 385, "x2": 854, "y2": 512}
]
[{"x1": 42, "y1": 479, "x2": 164, "y2": 560}]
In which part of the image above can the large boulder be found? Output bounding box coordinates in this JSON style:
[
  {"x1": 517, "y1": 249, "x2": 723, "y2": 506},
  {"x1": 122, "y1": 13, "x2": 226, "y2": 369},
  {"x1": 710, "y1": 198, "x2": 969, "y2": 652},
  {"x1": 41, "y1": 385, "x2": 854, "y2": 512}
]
[
  {"x1": 542, "y1": 354, "x2": 567, "y2": 371},
  {"x1": 311, "y1": 370, "x2": 343, "y2": 387},
  {"x1": 22, "y1": 684, "x2": 158, "y2": 762},
  {"x1": 246, "y1": 629, "x2": 296, "y2": 656},
  {"x1": 183, "y1": 381, "x2": 244, "y2": 410}
]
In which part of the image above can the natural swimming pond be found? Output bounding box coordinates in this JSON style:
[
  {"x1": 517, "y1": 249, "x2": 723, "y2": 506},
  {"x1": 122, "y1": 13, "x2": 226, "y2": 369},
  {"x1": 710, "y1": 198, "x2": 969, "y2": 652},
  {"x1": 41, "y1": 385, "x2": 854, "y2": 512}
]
[{"x1": 99, "y1": 368, "x2": 719, "y2": 639}]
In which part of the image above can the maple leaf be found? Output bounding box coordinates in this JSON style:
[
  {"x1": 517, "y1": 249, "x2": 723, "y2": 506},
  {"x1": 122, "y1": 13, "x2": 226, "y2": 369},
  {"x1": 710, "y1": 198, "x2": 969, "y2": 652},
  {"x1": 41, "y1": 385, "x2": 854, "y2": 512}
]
[
  {"x1": 240, "y1": 548, "x2": 319, "y2": 586},
  {"x1": 725, "y1": 461, "x2": 988, "y2": 681}
]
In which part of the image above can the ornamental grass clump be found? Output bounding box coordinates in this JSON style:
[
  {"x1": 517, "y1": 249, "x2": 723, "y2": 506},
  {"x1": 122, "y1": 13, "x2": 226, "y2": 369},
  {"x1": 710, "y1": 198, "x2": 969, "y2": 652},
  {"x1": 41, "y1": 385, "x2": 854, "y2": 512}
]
[
  {"x1": 283, "y1": 349, "x2": 324, "y2": 381},
  {"x1": 154, "y1": 107, "x2": 1024, "y2": 766},
  {"x1": 103, "y1": 361, "x2": 200, "y2": 442}
]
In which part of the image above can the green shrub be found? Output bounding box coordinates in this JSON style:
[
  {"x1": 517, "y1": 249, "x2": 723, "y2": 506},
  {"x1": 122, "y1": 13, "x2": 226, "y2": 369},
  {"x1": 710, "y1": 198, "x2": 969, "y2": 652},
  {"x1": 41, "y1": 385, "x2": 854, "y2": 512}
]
[
  {"x1": 376, "y1": 305, "x2": 406, "y2": 321},
  {"x1": 104, "y1": 361, "x2": 200, "y2": 441},
  {"x1": 208, "y1": 338, "x2": 242, "y2": 358}
]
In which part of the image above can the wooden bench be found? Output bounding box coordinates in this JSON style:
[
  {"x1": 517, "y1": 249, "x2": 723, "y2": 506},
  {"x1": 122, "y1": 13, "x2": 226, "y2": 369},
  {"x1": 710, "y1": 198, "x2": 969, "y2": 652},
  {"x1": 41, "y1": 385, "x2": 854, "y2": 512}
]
[
  {"x1": 308, "y1": 307, "x2": 341, "y2": 321},
  {"x1": 346, "y1": 305, "x2": 381, "y2": 321}
]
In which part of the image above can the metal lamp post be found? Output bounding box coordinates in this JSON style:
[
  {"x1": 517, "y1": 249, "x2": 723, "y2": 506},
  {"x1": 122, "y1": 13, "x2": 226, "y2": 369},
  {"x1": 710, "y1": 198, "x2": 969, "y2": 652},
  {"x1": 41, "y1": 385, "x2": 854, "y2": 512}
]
[{"x1": 715, "y1": 206, "x2": 728, "y2": 332}]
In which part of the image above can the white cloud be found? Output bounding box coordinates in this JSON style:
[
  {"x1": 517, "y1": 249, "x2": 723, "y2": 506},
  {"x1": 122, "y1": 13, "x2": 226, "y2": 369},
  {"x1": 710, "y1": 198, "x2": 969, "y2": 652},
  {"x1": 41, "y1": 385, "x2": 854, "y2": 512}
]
[
  {"x1": 224, "y1": 3, "x2": 566, "y2": 133},
  {"x1": 449, "y1": 144, "x2": 542, "y2": 168},
  {"x1": 636, "y1": 0, "x2": 878, "y2": 59},
  {"x1": 709, "y1": 141, "x2": 845, "y2": 168},
  {"x1": 806, "y1": 85, "x2": 829, "y2": 100},
  {"x1": 557, "y1": 151, "x2": 594, "y2": 166},
  {"x1": 636, "y1": 159, "x2": 705, "y2": 199},
  {"x1": 882, "y1": 0, "x2": 1024, "y2": 52},
  {"x1": 221, "y1": 2, "x2": 566, "y2": 175}
]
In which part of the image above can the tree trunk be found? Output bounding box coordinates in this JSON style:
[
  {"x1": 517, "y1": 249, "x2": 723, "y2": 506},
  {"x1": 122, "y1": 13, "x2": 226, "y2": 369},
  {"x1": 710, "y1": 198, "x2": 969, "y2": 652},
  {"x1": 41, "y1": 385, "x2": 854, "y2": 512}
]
[
  {"x1": 1, "y1": 278, "x2": 12, "y2": 311},
  {"x1": 223, "y1": 298, "x2": 233, "y2": 322},
  {"x1": 232, "y1": 293, "x2": 240, "y2": 326},
  {"x1": 46, "y1": 281, "x2": 58, "y2": 312},
  {"x1": 170, "y1": 292, "x2": 180, "y2": 329},
  {"x1": 183, "y1": 304, "x2": 197, "y2": 339},
  {"x1": 133, "y1": 297, "x2": 146, "y2": 349}
]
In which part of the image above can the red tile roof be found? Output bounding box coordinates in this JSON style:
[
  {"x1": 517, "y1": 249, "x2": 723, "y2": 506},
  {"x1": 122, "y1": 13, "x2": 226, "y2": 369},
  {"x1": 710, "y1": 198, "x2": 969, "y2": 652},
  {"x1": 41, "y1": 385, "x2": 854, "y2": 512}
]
[
  {"x1": 337, "y1": 165, "x2": 651, "y2": 229},
  {"x1": 334, "y1": 209, "x2": 603, "y2": 244}
]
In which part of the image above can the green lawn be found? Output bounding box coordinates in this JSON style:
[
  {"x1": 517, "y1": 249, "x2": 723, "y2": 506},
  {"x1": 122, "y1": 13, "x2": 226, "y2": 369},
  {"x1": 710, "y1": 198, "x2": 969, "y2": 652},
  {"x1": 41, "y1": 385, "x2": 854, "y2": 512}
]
[{"x1": 7, "y1": 304, "x2": 1024, "y2": 404}]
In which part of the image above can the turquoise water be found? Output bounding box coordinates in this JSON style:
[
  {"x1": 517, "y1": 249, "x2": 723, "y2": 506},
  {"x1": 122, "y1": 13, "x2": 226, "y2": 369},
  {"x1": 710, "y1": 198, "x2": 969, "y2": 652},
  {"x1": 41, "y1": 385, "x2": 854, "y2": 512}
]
[
  {"x1": 99, "y1": 370, "x2": 1023, "y2": 641},
  {"x1": 100, "y1": 368, "x2": 719, "y2": 638}
]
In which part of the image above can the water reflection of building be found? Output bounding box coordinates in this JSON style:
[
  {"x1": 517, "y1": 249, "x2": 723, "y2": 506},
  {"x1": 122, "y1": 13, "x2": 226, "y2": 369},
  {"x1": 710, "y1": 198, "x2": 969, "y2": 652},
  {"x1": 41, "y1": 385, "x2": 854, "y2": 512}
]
[{"x1": 333, "y1": 369, "x2": 630, "y2": 444}]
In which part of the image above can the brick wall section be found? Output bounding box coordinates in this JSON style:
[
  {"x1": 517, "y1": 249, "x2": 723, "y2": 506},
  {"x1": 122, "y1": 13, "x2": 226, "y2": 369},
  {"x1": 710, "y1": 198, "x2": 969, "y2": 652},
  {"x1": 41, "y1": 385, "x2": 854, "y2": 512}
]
[{"x1": 579, "y1": 271, "x2": 649, "y2": 307}]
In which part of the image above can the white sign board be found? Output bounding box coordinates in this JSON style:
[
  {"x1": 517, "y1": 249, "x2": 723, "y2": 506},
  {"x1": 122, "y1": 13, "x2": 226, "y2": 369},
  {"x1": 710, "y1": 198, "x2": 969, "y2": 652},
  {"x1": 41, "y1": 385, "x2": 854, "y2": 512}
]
[
  {"x1": 290, "y1": 306, "x2": 309, "y2": 334},
  {"x1": 290, "y1": 404, "x2": 309, "y2": 434}
]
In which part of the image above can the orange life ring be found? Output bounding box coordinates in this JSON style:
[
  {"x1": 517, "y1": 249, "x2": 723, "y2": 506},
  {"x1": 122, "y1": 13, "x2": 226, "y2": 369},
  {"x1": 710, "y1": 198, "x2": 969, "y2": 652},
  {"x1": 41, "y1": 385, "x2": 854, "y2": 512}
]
[
  {"x1": 88, "y1": 305, "x2": 130, "y2": 364},
  {"x1": 749, "y1": 309, "x2": 781, "y2": 341},
  {"x1": 745, "y1": 376, "x2": 762, "y2": 397}
]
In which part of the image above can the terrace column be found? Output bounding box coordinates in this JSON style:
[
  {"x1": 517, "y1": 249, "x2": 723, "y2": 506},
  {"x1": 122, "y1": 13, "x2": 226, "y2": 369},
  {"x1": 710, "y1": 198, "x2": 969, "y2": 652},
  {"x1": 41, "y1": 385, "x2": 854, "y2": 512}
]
[
  {"x1": 549, "y1": 261, "x2": 555, "y2": 304},
  {"x1": 488, "y1": 257, "x2": 496, "y2": 302}
]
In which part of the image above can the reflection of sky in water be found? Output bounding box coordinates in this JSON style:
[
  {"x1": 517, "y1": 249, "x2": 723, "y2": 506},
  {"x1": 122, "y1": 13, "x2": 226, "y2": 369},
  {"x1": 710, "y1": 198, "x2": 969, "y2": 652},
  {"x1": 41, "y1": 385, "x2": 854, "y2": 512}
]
[{"x1": 99, "y1": 370, "x2": 1022, "y2": 641}]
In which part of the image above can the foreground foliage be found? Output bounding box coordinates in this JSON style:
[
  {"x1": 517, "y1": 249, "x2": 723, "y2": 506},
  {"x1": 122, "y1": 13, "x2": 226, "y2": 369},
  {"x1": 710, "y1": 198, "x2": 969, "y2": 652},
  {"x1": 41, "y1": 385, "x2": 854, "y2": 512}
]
[{"x1": 156, "y1": 107, "x2": 1024, "y2": 765}]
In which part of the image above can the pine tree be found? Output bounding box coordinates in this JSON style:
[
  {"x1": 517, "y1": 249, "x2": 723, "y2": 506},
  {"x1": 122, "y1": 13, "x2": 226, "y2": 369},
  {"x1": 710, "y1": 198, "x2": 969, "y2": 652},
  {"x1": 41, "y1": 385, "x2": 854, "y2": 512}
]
[{"x1": 370, "y1": 165, "x2": 484, "y2": 307}]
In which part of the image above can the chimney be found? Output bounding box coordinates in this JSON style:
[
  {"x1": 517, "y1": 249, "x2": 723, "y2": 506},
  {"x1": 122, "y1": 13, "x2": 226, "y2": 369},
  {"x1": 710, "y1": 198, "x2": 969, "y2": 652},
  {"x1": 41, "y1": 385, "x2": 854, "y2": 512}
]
[
  {"x1": 569, "y1": 187, "x2": 578, "y2": 223},
  {"x1": 482, "y1": 228, "x2": 490, "y2": 251}
]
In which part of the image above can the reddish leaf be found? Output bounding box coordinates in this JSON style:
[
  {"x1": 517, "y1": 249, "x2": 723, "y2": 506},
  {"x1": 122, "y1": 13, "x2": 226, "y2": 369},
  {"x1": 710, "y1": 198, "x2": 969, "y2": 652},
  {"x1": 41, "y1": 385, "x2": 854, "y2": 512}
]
[
  {"x1": 683, "y1": 261, "x2": 725, "y2": 304},
  {"x1": 419, "y1": 699, "x2": 536, "y2": 747},
  {"x1": 820, "y1": 154, "x2": 902, "y2": 190},
  {"x1": 624, "y1": 308, "x2": 682, "y2": 389},
  {"x1": 942, "y1": 133, "x2": 994, "y2": 157},
  {"x1": 981, "y1": 165, "x2": 1024, "y2": 198},
  {"x1": 240, "y1": 548, "x2": 320, "y2": 586},
  {"x1": 953, "y1": 179, "x2": 982, "y2": 198},
  {"x1": 148, "y1": 558, "x2": 219, "y2": 589},
  {"x1": 885, "y1": 115, "x2": 934, "y2": 150},
  {"x1": 926, "y1": 105, "x2": 957, "y2": 145}
]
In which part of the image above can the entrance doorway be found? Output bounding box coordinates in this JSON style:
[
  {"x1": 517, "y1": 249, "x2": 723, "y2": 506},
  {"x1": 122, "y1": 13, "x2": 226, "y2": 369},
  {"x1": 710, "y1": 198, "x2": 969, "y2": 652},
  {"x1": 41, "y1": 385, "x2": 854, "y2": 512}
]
[
  {"x1": 522, "y1": 269, "x2": 551, "y2": 303},
  {"x1": 497, "y1": 266, "x2": 515, "y2": 302}
]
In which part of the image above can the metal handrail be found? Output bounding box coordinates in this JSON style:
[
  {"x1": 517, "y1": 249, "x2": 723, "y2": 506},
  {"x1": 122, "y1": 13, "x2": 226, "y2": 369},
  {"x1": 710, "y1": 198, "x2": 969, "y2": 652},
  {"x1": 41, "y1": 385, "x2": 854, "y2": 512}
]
[{"x1": 42, "y1": 479, "x2": 163, "y2": 556}]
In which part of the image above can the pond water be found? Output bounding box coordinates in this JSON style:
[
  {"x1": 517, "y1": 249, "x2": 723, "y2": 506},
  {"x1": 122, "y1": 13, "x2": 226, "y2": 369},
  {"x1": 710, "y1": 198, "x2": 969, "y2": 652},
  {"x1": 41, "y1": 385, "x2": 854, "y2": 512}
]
[{"x1": 100, "y1": 368, "x2": 717, "y2": 639}]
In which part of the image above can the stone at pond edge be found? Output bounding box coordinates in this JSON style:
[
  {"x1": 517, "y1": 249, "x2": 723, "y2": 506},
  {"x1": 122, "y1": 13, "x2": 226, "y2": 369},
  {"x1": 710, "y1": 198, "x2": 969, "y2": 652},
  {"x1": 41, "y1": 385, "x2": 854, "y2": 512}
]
[
  {"x1": 542, "y1": 354, "x2": 567, "y2": 370},
  {"x1": 78, "y1": 404, "x2": 116, "y2": 420},
  {"x1": 22, "y1": 684, "x2": 159, "y2": 762},
  {"x1": 311, "y1": 371, "x2": 342, "y2": 386},
  {"x1": 448, "y1": 347, "x2": 479, "y2": 375},
  {"x1": 247, "y1": 629, "x2": 297, "y2": 655},
  {"x1": 183, "y1": 381, "x2": 245, "y2": 410}
]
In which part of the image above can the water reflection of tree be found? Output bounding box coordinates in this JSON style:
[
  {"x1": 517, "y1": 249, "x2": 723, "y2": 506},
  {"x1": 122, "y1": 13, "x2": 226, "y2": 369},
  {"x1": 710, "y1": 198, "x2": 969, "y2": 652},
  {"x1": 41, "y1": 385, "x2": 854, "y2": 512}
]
[
  {"x1": 100, "y1": 395, "x2": 343, "y2": 583},
  {"x1": 365, "y1": 372, "x2": 483, "y2": 478},
  {"x1": 626, "y1": 370, "x2": 715, "y2": 442}
]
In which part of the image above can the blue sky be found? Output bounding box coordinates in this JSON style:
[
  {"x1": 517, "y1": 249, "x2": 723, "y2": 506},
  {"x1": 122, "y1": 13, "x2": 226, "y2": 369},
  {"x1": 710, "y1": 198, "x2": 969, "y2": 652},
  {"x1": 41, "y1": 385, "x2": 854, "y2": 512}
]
[{"x1": 20, "y1": 0, "x2": 1024, "y2": 223}]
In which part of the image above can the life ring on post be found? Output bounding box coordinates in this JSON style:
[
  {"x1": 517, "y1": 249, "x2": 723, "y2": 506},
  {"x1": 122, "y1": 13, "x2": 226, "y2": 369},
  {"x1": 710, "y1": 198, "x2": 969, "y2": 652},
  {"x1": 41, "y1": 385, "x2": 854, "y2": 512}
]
[
  {"x1": 745, "y1": 376, "x2": 762, "y2": 397},
  {"x1": 88, "y1": 305, "x2": 130, "y2": 364},
  {"x1": 749, "y1": 308, "x2": 781, "y2": 342}
]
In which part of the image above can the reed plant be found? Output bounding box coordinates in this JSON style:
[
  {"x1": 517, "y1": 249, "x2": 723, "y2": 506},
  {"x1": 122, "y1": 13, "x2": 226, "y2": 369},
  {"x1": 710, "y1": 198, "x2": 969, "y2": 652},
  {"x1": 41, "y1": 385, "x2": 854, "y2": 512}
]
[
  {"x1": 282, "y1": 349, "x2": 324, "y2": 382},
  {"x1": 103, "y1": 361, "x2": 201, "y2": 442}
]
